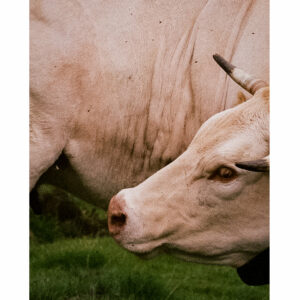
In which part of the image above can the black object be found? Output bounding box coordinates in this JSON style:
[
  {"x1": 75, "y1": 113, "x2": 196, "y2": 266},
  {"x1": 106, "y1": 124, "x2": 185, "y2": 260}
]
[{"x1": 237, "y1": 248, "x2": 269, "y2": 285}]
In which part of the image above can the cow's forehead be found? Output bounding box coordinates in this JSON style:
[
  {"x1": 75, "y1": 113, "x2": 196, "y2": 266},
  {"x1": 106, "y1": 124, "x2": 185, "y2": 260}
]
[{"x1": 189, "y1": 89, "x2": 269, "y2": 163}]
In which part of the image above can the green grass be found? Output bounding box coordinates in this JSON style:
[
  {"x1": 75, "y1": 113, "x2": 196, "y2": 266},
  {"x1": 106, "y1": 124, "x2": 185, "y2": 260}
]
[{"x1": 30, "y1": 237, "x2": 269, "y2": 300}]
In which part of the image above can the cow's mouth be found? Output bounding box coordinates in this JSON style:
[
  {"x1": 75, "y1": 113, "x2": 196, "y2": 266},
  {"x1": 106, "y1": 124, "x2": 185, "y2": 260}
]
[
  {"x1": 122, "y1": 240, "x2": 163, "y2": 257},
  {"x1": 123, "y1": 241, "x2": 250, "y2": 267},
  {"x1": 134, "y1": 248, "x2": 162, "y2": 259},
  {"x1": 123, "y1": 241, "x2": 207, "y2": 261},
  {"x1": 126, "y1": 243, "x2": 210, "y2": 263}
]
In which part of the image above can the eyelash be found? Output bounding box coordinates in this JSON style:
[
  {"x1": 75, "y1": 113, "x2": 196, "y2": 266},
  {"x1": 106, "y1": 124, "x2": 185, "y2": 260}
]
[{"x1": 208, "y1": 166, "x2": 238, "y2": 183}]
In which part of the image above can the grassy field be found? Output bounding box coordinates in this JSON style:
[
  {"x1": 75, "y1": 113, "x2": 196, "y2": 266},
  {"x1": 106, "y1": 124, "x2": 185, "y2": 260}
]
[
  {"x1": 30, "y1": 185, "x2": 269, "y2": 299},
  {"x1": 30, "y1": 237, "x2": 269, "y2": 300}
]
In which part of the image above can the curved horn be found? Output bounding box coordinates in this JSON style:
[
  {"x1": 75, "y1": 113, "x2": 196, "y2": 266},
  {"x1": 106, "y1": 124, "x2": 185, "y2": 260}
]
[
  {"x1": 235, "y1": 155, "x2": 269, "y2": 172},
  {"x1": 213, "y1": 54, "x2": 268, "y2": 95}
]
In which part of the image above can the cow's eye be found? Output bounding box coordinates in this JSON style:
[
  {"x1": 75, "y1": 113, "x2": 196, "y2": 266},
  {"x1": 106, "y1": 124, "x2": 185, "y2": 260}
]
[{"x1": 209, "y1": 166, "x2": 237, "y2": 182}]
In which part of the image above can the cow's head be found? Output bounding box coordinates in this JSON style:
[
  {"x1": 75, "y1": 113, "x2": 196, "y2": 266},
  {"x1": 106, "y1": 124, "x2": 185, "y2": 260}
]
[{"x1": 108, "y1": 54, "x2": 269, "y2": 268}]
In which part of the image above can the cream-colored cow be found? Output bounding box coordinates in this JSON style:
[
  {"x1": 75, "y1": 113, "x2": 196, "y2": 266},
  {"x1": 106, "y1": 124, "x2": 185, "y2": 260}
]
[
  {"x1": 30, "y1": 1, "x2": 269, "y2": 208},
  {"x1": 108, "y1": 54, "x2": 269, "y2": 268}
]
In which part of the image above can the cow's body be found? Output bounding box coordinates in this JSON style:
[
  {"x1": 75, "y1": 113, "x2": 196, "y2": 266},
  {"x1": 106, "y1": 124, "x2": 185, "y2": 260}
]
[{"x1": 30, "y1": 0, "x2": 269, "y2": 207}]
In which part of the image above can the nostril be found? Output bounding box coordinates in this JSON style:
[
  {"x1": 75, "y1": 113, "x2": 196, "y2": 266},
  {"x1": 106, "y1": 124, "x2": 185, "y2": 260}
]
[
  {"x1": 111, "y1": 213, "x2": 126, "y2": 227},
  {"x1": 108, "y1": 195, "x2": 128, "y2": 236}
]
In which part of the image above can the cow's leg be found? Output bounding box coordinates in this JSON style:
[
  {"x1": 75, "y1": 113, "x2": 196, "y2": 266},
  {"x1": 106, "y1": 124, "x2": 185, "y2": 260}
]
[
  {"x1": 30, "y1": 94, "x2": 70, "y2": 191},
  {"x1": 30, "y1": 129, "x2": 66, "y2": 191}
]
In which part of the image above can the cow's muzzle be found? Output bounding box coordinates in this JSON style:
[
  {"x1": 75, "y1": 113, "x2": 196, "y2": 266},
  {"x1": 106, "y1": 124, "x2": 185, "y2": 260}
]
[{"x1": 108, "y1": 195, "x2": 127, "y2": 236}]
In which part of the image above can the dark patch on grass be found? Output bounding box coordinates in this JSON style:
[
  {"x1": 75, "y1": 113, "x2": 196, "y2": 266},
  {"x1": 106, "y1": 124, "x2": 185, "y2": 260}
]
[
  {"x1": 30, "y1": 209, "x2": 63, "y2": 243},
  {"x1": 30, "y1": 184, "x2": 108, "y2": 242}
]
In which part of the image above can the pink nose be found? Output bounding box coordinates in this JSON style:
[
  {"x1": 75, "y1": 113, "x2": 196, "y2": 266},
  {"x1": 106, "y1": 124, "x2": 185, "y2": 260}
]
[{"x1": 108, "y1": 195, "x2": 127, "y2": 236}]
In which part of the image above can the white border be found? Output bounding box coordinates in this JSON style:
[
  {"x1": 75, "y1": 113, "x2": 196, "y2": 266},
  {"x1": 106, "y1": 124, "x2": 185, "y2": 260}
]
[
  {"x1": 271, "y1": 0, "x2": 300, "y2": 298},
  {"x1": 1, "y1": 0, "x2": 299, "y2": 298},
  {"x1": 0, "y1": 1, "x2": 29, "y2": 299}
]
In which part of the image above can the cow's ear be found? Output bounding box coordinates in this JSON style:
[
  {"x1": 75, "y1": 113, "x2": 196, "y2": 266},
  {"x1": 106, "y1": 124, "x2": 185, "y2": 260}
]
[{"x1": 235, "y1": 155, "x2": 269, "y2": 172}]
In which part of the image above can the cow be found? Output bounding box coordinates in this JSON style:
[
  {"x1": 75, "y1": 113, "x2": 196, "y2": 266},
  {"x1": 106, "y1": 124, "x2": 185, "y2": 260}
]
[
  {"x1": 107, "y1": 55, "x2": 269, "y2": 277},
  {"x1": 30, "y1": 0, "x2": 269, "y2": 210}
]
